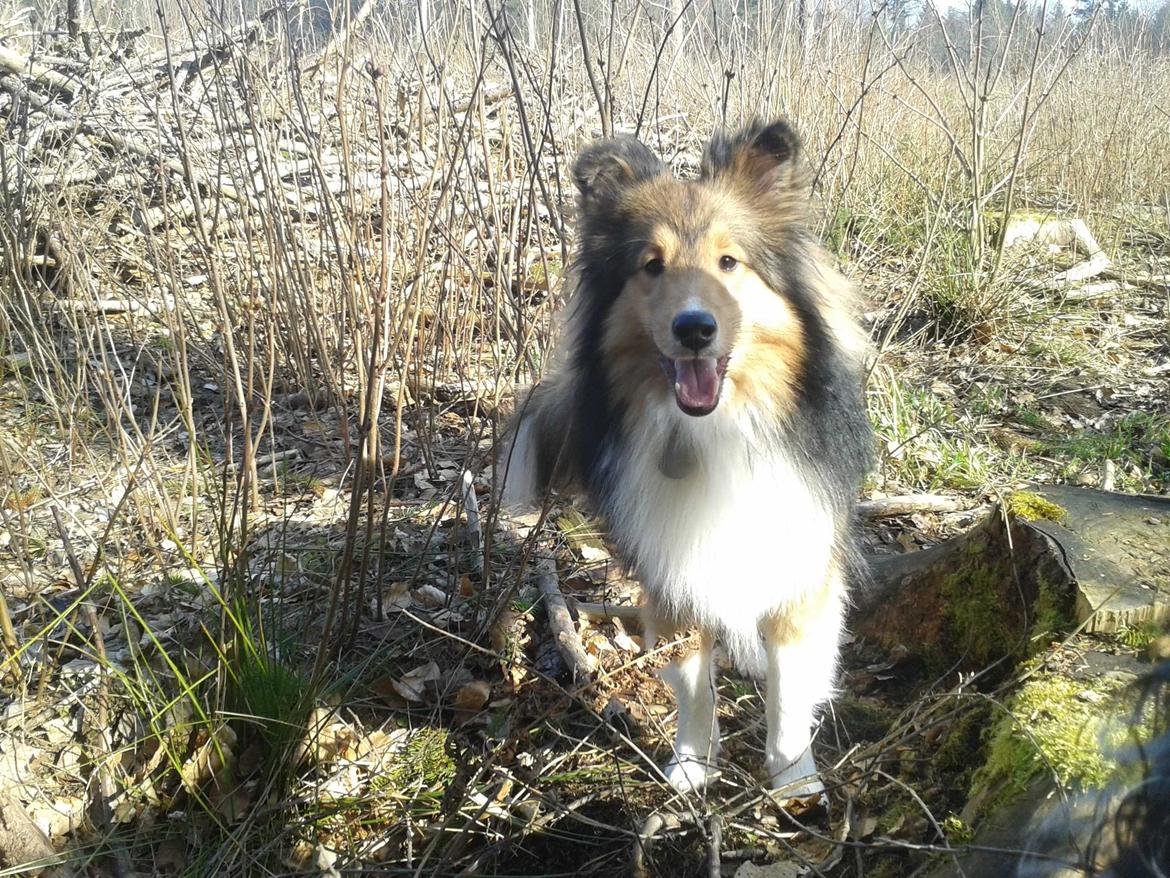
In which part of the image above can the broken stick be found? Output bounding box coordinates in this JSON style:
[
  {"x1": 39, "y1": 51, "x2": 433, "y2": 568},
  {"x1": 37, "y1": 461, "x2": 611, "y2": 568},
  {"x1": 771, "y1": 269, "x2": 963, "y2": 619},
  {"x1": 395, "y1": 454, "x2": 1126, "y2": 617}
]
[
  {"x1": 536, "y1": 557, "x2": 596, "y2": 682},
  {"x1": 857, "y1": 494, "x2": 970, "y2": 519}
]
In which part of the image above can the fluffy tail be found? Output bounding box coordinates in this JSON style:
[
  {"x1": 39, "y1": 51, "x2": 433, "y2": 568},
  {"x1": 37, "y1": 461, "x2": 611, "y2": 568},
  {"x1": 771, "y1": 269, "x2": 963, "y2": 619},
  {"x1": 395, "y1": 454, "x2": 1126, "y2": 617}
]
[{"x1": 499, "y1": 378, "x2": 575, "y2": 509}]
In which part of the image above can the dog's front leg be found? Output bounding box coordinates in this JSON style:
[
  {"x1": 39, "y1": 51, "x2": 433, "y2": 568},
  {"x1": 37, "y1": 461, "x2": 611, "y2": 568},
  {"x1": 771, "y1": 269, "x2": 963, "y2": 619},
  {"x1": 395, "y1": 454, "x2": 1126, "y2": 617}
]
[
  {"x1": 762, "y1": 591, "x2": 843, "y2": 799},
  {"x1": 762, "y1": 638, "x2": 826, "y2": 798},
  {"x1": 659, "y1": 632, "x2": 719, "y2": 793}
]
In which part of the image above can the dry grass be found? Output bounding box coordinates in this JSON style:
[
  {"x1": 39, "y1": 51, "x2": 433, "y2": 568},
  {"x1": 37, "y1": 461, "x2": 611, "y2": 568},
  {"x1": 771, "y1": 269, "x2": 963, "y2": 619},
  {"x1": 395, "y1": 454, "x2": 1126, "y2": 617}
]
[{"x1": 0, "y1": 0, "x2": 1168, "y2": 873}]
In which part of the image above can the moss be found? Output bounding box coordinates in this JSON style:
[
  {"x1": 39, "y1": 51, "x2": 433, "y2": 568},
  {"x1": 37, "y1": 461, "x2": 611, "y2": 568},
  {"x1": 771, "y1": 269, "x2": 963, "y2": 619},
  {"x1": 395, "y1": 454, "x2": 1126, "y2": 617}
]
[
  {"x1": 934, "y1": 701, "x2": 994, "y2": 785},
  {"x1": 875, "y1": 789, "x2": 918, "y2": 834},
  {"x1": 868, "y1": 856, "x2": 910, "y2": 878},
  {"x1": 834, "y1": 695, "x2": 899, "y2": 741},
  {"x1": 1006, "y1": 491, "x2": 1067, "y2": 524},
  {"x1": 941, "y1": 563, "x2": 1018, "y2": 666},
  {"x1": 1014, "y1": 407, "x2": 1056, "y2": 432},
  {"x1": 1030, "y1": 573, "x2": 1073, "y2": 652},
  {"x1": 970, "y1": 670, "x2": 1126, "y2": 816},
  {"x1": 942, "y1": 813, "x2": 974, "y2": 844}
]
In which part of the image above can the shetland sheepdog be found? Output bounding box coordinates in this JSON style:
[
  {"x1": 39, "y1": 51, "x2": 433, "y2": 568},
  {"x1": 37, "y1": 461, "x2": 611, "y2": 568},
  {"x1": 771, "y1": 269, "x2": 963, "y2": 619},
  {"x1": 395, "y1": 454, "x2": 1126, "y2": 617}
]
[{"x1": 501, "y1": 120, "x2": 872, "y2": 797}]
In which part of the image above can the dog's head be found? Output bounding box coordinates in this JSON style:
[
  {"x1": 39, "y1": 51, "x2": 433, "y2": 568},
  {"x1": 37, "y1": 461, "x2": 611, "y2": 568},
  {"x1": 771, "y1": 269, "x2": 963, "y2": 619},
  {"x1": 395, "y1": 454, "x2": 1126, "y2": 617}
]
[{"x1": 573, "y1": 120, "x2": 812, "y2": 419}]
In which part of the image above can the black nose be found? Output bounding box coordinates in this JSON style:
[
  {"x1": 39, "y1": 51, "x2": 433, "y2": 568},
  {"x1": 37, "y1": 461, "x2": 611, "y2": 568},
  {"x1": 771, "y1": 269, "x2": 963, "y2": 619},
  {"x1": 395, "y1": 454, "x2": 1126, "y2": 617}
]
[{"x1": 672, "y1": 310, "x2": 717, "y2": 352}]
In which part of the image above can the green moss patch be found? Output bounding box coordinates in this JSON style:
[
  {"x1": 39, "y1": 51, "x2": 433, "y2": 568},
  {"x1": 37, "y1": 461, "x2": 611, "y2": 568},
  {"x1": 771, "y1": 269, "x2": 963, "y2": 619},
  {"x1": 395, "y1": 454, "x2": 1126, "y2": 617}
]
[
  {"x1": 941, "y1": 562, "x2": 1021, "y2": 666},
  {"x1": 1006, "y1": 491, "x2": 1067, "y2": 523},
  {"x1": 941, "y1": 813, "x2": 974, "y2": 844},
  {"x1": 834, "y1": 694, "x2": 900, "y2": 741},
  {"x1": 934, "y1": 700, "x2": 994, "y2": 786},
  {"x1": 971, "y1": 670, "x2": 1127, "y2": 816},
  {"x1": 1030, "y1": 573, "x2": 1074, "y2": 651}
]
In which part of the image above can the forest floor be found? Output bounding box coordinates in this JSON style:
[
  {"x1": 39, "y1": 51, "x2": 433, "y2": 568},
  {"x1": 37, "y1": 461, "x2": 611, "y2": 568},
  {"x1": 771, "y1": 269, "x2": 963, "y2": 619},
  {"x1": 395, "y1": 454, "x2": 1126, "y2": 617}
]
[
  {"x1": 1, "y1": 16, "x2": 1169, "y2": 876},
  {"x1": 3, "y1": 212, "x2": 1167, "y2": 876}
]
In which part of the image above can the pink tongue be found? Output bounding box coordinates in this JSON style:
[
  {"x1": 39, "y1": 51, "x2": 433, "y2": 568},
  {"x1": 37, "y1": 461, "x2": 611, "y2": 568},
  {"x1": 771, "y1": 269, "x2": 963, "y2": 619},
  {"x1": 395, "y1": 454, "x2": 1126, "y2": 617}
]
[{"x1": 673, "y1": 358, "x2": 720, "y2": 410}]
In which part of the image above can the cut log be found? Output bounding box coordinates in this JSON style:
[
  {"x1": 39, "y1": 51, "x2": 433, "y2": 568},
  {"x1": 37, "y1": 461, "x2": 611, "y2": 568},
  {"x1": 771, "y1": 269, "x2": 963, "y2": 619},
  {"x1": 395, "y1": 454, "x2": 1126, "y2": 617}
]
[
  {"x1": 1024, "y1": 485, "x2": 1170, "y2": 633},
  {"x1": 854, "y1": 501, "x2": 1064, "y2": 666}
]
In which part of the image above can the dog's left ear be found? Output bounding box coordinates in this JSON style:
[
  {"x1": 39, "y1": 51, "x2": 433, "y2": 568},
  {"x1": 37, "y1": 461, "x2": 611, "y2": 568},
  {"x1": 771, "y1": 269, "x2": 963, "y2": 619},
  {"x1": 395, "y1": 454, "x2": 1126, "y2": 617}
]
[{"x1": 701, "y1": 119, "x2": 803, "y2": 197}]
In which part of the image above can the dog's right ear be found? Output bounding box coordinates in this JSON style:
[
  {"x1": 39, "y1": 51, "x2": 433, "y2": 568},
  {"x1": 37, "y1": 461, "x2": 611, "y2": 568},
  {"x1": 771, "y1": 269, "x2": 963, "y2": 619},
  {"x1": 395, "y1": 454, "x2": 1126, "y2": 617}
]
[{"x1": 573, "y1": 137, "x2": 665, "y2": 215}]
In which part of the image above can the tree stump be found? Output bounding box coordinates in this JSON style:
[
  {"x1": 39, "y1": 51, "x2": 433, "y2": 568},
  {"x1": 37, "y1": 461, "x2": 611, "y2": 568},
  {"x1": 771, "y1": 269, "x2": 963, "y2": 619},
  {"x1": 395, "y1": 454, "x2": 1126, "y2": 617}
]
[
  {"x1": 852, "y1": 486, "x2": 1169, "y2": 878},
  {"x1": 852, "y1": 486, "x2": 1170, "y2": 664}
]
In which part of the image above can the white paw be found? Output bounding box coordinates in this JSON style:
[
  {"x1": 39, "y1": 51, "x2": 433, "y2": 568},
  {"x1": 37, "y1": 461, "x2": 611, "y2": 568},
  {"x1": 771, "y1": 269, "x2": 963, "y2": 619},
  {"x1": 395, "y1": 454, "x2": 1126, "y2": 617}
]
[
  {"x1": 664, "y1": 755, "x2": 719, "y2": 793},
  {"x1": 765, "y1": 747, "x2": 824, "y2": 799}
]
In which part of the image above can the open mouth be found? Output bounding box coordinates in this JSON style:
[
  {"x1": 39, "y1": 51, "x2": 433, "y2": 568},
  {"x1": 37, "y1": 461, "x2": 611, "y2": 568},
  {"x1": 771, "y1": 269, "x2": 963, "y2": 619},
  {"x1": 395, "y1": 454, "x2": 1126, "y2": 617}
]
[{"x1": 659, "y1": 355, "x2": 730, "y2": 417}]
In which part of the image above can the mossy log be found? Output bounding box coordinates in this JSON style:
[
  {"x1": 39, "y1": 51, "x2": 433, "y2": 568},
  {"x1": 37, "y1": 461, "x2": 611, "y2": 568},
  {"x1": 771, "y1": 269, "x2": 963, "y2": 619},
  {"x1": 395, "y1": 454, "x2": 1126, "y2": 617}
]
[
  {"x1": 853, "y1": 486, "x2": 1170, "y2": 665},
  {"x1": 858, "y1": 487, "x2": 1167, "y2": 878},
  {"x1": 923, "y1": 645, "x2": 1151, "y2": 878}
]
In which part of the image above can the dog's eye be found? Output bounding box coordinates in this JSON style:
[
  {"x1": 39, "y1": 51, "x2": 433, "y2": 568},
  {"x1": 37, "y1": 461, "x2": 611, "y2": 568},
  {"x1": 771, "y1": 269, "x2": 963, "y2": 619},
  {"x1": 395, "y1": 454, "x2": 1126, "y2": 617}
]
[
  {"x1": 644, "y1": 258, "x2": 665, "y2": 277},
  {"x1": 719, "y1": 255, "x2": 738, "y2": 272}
]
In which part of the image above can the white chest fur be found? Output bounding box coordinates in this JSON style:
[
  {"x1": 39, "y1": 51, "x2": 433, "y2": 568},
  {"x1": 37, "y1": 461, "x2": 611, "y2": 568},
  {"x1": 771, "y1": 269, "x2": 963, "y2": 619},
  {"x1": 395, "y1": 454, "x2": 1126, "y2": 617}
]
[{"x1": 605, "y1": 400, "x2": 835, "y2": 669}]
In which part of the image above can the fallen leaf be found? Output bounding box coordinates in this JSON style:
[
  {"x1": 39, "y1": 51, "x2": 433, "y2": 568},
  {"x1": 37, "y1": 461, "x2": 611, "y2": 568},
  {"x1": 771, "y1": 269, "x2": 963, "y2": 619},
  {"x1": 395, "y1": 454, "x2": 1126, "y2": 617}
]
[
  {"x1": 454, "y1": 680, "x2": 491, "y2": 712},
  {"x1": 179, "y1": 725, "x2": 237, "y2": 792},
  {"x1": 579, "y1": 544, "x2": 608, "y2": 562},
  {"x1": 586, "y1": 633, "x2": 614, "y2": 654},
  {"x1": 412, "y1": 584, "x2": 448, "y2": 607},
  {"x1": 612, "y1": 630, "x2": 639, "y2": 652},
  {"x1": 384, "y1": 582, "x2": 411, "y2": 611},
  {"x1": 285, "y1": 839, "x2": 315, "y2": 871},
  {"x1": 896, "y1": 532, "x2": 919, "y2": 553},
  {"x1": 295, "y1": 707, "x2": 357, "y2": 765},
  {"x1": 431, "y1": 607, "x2": 469, "y2": 626},
  {"x1": 213, "y1": 783, "x2": 253, "y2": 822},
  {"x1": 355, "y1": 728, "x2": 406, "y2": 759},
  {"x1": 30, "y1": 795, "x2": 84, "y2": 839},
  {"x1": 392, "y1": 661, "x2": 441, "y2": 702}
]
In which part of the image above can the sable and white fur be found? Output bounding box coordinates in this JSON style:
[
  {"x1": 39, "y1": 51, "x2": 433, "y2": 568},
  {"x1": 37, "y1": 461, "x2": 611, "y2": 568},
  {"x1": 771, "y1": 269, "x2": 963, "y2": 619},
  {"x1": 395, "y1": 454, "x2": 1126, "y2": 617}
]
[{"x1": 500, "y1": 120, "x2": 872, "y2": 796}]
